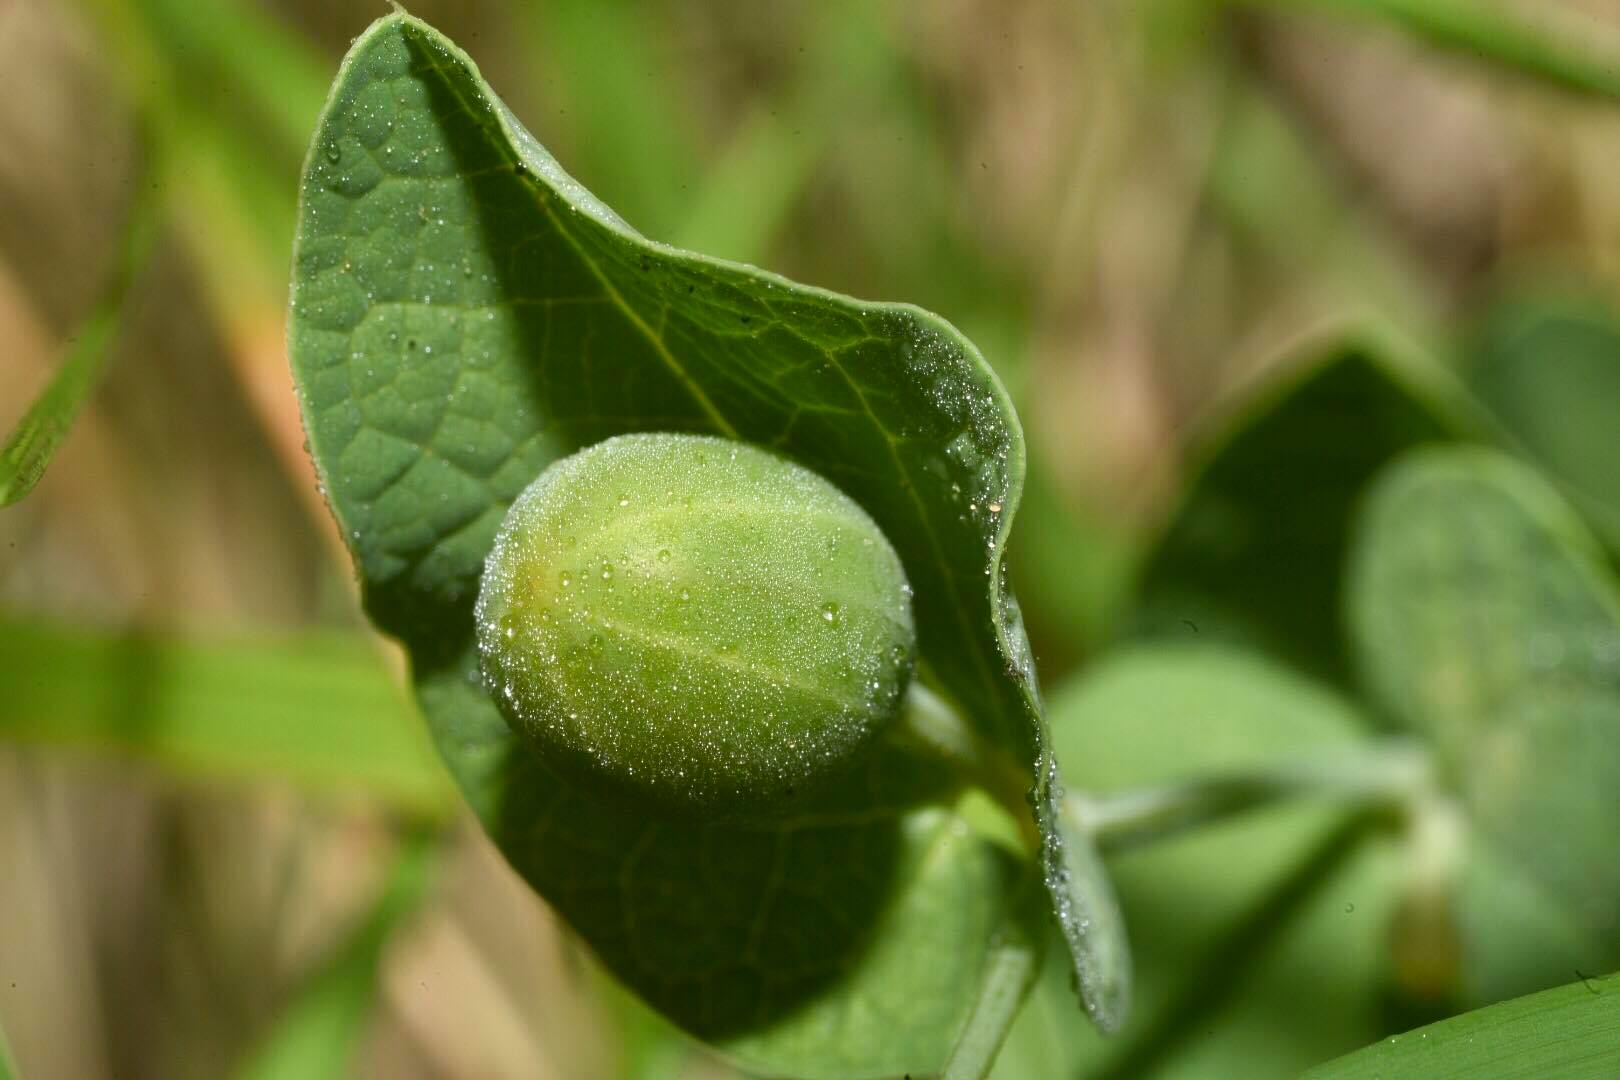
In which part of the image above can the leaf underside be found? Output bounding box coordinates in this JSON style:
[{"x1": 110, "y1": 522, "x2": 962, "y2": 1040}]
[
  {"x1": 289, "y1": 12, "x2": 1084, "y2": 1074},
  {"x1": 1133, "y1": 334, "x2": 1460, "y2": 686}
]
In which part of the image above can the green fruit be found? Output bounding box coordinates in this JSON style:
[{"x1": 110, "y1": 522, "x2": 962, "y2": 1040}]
[{"x1": 475, "y1": 432, "x2": 917, "y2": 818}]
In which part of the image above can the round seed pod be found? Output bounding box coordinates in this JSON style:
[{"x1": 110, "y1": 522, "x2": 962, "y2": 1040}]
[{"x1": 475, "y1": 432, "x2": 916, "y2": 819}]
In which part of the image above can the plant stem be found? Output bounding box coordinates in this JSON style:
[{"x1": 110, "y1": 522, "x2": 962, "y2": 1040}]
[
  {"x1": 1068, "y1": 737, "x2": 1433, "y2": 853},
  {"x1": 898, "y1": 681, "x2": 1035, "y2": 828},
  {"x1": 899, "y1": 686, "x2": 1436, "y2": 858}
]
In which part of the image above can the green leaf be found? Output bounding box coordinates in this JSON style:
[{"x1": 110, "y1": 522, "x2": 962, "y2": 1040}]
[
  {"x1": 1466, "y1": 295, "x2": 1620, "y2": 549},
  {"x1": 1348, "y1": 448, "x2": 1620, "y2": 999},
  {"x1": 1, "y1": 182, "x2": 158, "y2": 506},
  {"x1": 1009, "y1": 643, "x2": 1398, "y2": 1078},
  {"x1": 426, "y1": 670, "x2": 1046, "y2": 1078},
  {"x1": 236, "y1": 833, "x2": 436, "y2": 1080},
  {"x1": 290, "y1": 12, "x2": 1077, "y2": 1071},
  {"x1": 1007, "y1": 458, "x2": 1134, "y2": 664},
  {"x1": 1133, "y1": 328, "x2": 1465, "y2": 684},
  {"x1": 0, "y1": 618, "x2": 451, "y2": 815},
  {"x1": 1039, "y1": 788, "x2": 1132, "y2": 1035},
  {"x1": 1304, "y1": 970, "x2": 1620, "y2": 1079}
]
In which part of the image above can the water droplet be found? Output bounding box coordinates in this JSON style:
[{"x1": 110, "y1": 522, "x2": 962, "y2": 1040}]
[
  {"x1": 325, "y1": 143, "x2": 341, "y2": 163},
  {"x1": 679, "y1": 588, "x2": 691, "y2": 602},
  {"x1": 657, "y1": 548, "x2": 672, "y2": 563},
  {"x1": 600, "y1": 562, "x2": 614, "y2": 581},
  {"x1": 617, "y1": 495, "x2": 631, "y2": 507},
  {"x1": 988, "y1": 501, "x2": 1002, "y2": 513},
  {"x1": 821, "y1": 601, "x2": 841, "y2": 625},
  {"x1": 560, "y1": 571, "x2": 573, "y2": 588}
]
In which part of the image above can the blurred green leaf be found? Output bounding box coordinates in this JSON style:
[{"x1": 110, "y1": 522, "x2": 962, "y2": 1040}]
[
  {"x1": 1006, "y1": 643, "x2": 1398, "y2": 1077},
  {"x1": 1348, "y1": 448, "x2": 1620, "y2": 999},
  {"x1": 0, "y1": 181, "x2": 157, "y2": 506},
  {"x1": 1304, "y1": 969, "x2": 1620, "y2": 1079},
  {"x1": 1133, "y1": 328, "x2": 1467, "y2": 684},
  {"x1": 1246, "y1": 0, "x2": 1620, "y2": 101},
  {"x1": 1008, "y1": 460, "x2": 1135, "y2": 670},
  {"x1": 1466, "y1": 295, "x2": 1620, "y2": 549},
  {"x1": 290, "y1": 12, "x2": 1080, "y2": 1071},
  {"x1": 0, "y1": 619, "x2": 451, "y2": 815},
  {"x1": 236, "y1": 833, "x2": 437, "y2": 1080}
]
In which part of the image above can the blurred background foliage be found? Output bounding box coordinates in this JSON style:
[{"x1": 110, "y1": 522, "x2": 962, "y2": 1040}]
[{"x1": 3, "y1": 0, "x2": 1620, "y2": 1076}]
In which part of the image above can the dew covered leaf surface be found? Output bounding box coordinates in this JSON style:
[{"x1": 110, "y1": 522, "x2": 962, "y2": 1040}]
[
  {"x1": 1349, "y1": 448, "x2": 1620, "y2": 1000},
  {"x1": 289, "y1": 12, "x2": 1067, "y2": 1073}
]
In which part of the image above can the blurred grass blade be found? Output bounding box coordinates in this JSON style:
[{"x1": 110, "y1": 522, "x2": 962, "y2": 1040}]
[
  {"x1": 1249, "y1": 0, "x2": 1620, "y2": 101},
  {"x1": 0, "y1": 618, "x2": 452, "y2": 815},
  {"x1": 672, "y1": 1, "x2": 889, "y2": 263},
  {"x1": 236, "y1": 834, "x2": 437, "y2": 1080},
  {"x1": 0, "y1": 183, "x2": 158, "y2": 506},
  {"x1": 0, "y1": 1018, "x2": 17, "y2": 1080},
  {"x1": 1106, "y1": 813, "x2": 1378, "y2": 1078},
  {"x1": 130, "y1": 0, "x2": 328, "y2": 152},
  {"x1": 512, "y1": 0, "x2": 698, "y2": 236},
  {"x1": 1208, "y1": 82, "x2": 1440, "y2": 341},
  {"x1": 1304, "y1": 970, "x2": 1620, "y2": 1078},
  {"x1": 672, "y1": 102, "x2": 824, "y2": 264},
  {"x1": 77, "y1": 0, "x2": 316, "y2": 309},
  {"x1": 84, "y1": 0, "x2": 328, "y2": 157}
]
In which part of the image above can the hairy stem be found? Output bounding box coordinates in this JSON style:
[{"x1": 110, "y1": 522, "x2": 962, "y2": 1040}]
[
  {"x1": 1068, "y1": 737, "x2": 1433, "y2": 853},
  {"x1": 898, "y1": 686, "x2": 1435, "y2": 859}
]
